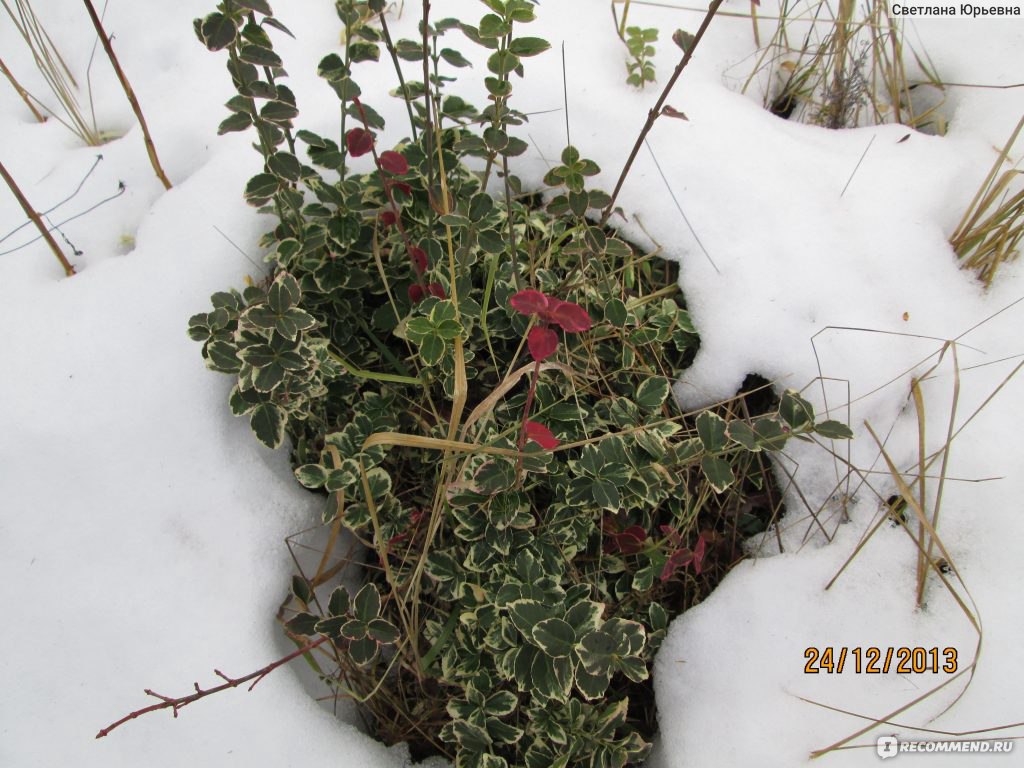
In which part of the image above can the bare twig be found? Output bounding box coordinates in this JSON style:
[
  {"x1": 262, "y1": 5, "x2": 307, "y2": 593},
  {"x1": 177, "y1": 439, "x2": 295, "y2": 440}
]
[
  {"x1": 96, "y1": 635, "x2": 330, "y2": 739},
  {"x1": 0, "y1": 158, "x2": 75, "y2": 276},
  {"x1": 0, "y1": 56, "x2": 46, "y2": 121},
  {"x1": 600, "y1": 0, "x2": 724, "y2": 226},
  {"x1": 81, "y1": 0, "x2": 172, "y2": 189}
]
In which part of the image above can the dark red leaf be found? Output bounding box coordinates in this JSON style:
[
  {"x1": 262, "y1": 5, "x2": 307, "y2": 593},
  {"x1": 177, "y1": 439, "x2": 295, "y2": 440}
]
[
  {"x1": 427, "y1": 282, "x2": 446, "y2": 299},
  {"x1": 660, "y1": 549, "x2": 693, "y2": 582},
  {"x1": 393, "y1": 181, "x2": 412, "y2": 196},
  {"x1": 408, "y1": 284, "x2": 425, "y2": 303},
  {"x1": 524, "y1": 420, "x2": 560, "y2": 449},
  {"x1": 527, "y1": 326, "x2": 559, "y2": 361},
  {"x1": 510, "y1": 289, "x2": 550, "y2": 316},
  {"x1": 693, "y1": 533, "x2": 707, "y2": 576},
  {"x1": 546, "y1": 299, "x2": 592, "y2": 333},
  {"x1": 345, "y1": 127, "x2": 374, "y2": 157},
  {"x1": 379, "y1": 210, "x2": 397, "y2": 227},
  {"x1": 612, "y1": 525, "x2": 647, "y2": 555},
  {"x1": 410, "y1": 246, "x2": 428, "y2": 273},
  {"x1": 379, "y1": 150, "x2": 409, "y2": 175}
]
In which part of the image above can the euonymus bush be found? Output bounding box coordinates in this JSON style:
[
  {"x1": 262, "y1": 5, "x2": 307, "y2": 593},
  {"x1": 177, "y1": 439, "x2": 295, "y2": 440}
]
[{"x1": 186, "y1": 2, "x2": 851, "y2": 766}]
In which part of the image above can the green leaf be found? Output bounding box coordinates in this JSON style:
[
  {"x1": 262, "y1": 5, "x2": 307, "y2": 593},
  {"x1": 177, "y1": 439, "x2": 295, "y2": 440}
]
[
  {"x1": 779, "y1": 389, "x2": 814, "y2": 430},
  {"x1": 261, "y1": 16, "x2": 294, "y2": 37},
  {"x1": 367, "y1": 618, "x2": 400, "y2": 644},
  {"x1": 353, "y1": 583, "x2": 382, "y2": 621},
  {"x1": 725, "y1": 419, "x2": 758, "y2": 450},
  {"x1": 268, "y1": 151, "x2": 301, "y2": 181},
  {"x1": 701, "y1": 455, "x2": 735, "y2": 492},
  {"x1": 419, "y1": 334, "x2": 445, "y2": 366},
  {"x1": 479, "y1": 13, "x2": 512, "y2": 37},
  {"x1": 531, "y1": 618, "x2": 575, "y2": 658},
  {"x1": 285, "y1": 612, "x2": 319, "y2": 636},
  {"x1": 244, "y1": 173, "x2": 279, "y2": 205},
  {"x1": 238, "y1": 43, "x2": 282, "y2": 68},
  {"x1": 218, "y1": 111, "x2": 253, "y2": 135},
  {"x1": 616, "y1": 654, "x2": 649, "y2": 683},
  {"x1": 250, "y1": 403, "x2": 284, "y2": 448},
  {"x1": 328, "y1": 586, "x2": 350, "y2": 617},
  {"x1": 440, "y1": 47, "x2": 472, "y2": 67},
  {"x1": 508, "y1": 37, "x2": 550, "y2": 57},
  {"x1": 363, "y1": 466, "x2": 392, "y2": 500},
  {"x1": 349, "y1": 42, "x2": 380, "y2": 63},
  {"x1": 291, "y1": 574, "x2": 313, "y2": 604},
  {"x1": 487, "y1": 50, "x2": 520, "y2": 76},
  {"x1": 234, "y1": 0, "x2": 273, "y2": 13},
  {"x1": 604, "y1": 298, "x2": 627, "y2": 327},
  {"x1": 635, "y1": 377, "x2": 670, "y2": 411},
  {"x1": 815, "y1": 419, "x2": 854, "y2": 440},
  {"x1": 294, "y1": 463, "x2": 327, "y2": 488},
  {"x1": 349, "y1": 635, "x2": 378, "y2": 665},
  {"x1": 508, "y1": 599, "x2": 550, "y2": 636},
  {"x1": 199, "y1": 12, "x2": 237, "y2": 51},
  {"x1": 696, "y1": 410, "x2": 727, "y2": 452},
  {"x1": 485, "y1": 690, "x2": 518, "y2": 717},
  {"x1": 753, "y1": 417, "x2": 789, "y2": 450},
  {"x1": 590, "y1": 479, "x2": 620, "y2": 511}
]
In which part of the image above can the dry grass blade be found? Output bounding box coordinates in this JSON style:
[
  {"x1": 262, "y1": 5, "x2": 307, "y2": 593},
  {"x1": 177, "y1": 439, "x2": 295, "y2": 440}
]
[
  {"x1": 737, "y1": 0, "x2": 945, "y2": 131},
  {"x1": 950, "y1": 115, "x2": 1024, "y2": 287},
  {"x1": 1, "y1": 0, "x2": 103, "y2": 145},
  {"x1": 807, "y1": 329, "x2": 1024, "y2": 758}
]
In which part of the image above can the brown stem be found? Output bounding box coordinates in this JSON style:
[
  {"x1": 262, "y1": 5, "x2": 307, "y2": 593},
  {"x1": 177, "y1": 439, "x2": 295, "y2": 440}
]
[
  {"x1": 95, "y1": 635, "x2": 330, "y2": 739},
  {"x1": 81, "y1": 0, "x2": 172, "y2": 190},
  {"x1": 599, "y1": 0, "x2": 723, "y2": 226},
  {"x1": 0, "y1": 158, "x2": 75, "y2": 276},
  {"x1": 0, "y1": 57, "x2": 46, "y2": 122}
]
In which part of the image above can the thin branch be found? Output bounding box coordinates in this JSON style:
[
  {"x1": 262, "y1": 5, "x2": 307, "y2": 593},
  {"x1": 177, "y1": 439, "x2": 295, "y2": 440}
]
[
  {"x1": 96, "y1": 635, "x2": 330, "y2": 739},
  {"x1": 81, "y1": 0, "x2": 172, "y2": 189},
  {"x1": 0, "y1": 56, "x2": 46, "y2": 121},
  {"x1": 0, "y1": 158, "x2": 75, "y2": 275},
  {"x1": 600, "y1": 0, "x2": 724, "y2": 226}
]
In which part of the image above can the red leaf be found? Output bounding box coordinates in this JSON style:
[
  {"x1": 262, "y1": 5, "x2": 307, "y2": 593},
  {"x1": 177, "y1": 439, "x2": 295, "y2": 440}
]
[
  {"x1": 393, "y1": 181, "x2": 412, "y2": 196},
  {"x1": 407, "y1": 284, "x2": 425, "y2": 303},
  {"x1": 427, "y1": 282, "x2": 446, "y2": 299},
  {"x1": 410, "y1": 246, "x2": 428, "y2": 273},
  {"x1": 693, "y1": 533, "x2": 707, "y2": 576},
  {"x1": 378, "y1": 210, "x2": 397, "y2": 227},
  {"x1": 547, "y1": 299, "x2": 592, "y2": 333},
  {"x1": 524, "y1": 420, "x2": 560, "y2": 449},
  {"x1": 345, "y1": 127, "x2": 374, "y2": 157},
  {"x1": 660, "y1": 549, "x2": 693, "y2": 582},
  {"x1": 510, "y1": 289, "x2": 550, "y2": 316},
  {"x1": 613, "y1": 525, "x2": 647, "y2": 555},
  {"x1": 527, "y1": 326, "x2": 558, "y2": 361},
  {"x1": 379, "y1": 150, "x2": 409, "y2": 175}
]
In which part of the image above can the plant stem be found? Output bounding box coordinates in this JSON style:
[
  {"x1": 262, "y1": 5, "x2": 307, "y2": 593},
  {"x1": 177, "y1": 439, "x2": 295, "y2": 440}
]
[
  {"x1": 351, "y1": 97, "x2": 424, "y2": 286},
  {"x1": 0, "y1": 57, "x2": 46, "y2": 122},
  {"x1": 81, "y1": 0, "x2": 172, "y2": 189},
  {"x1": 600, "y1": 0, "x2": 723, "y2": 226},
  {"x1": 377, "y1": 9, "x2": 417, "y2": 142},
  {"x1": 515, "y1": 358, "x2": 542, "y2": 481},
  {"x1": 0, "y1": 158, "x2": 75, "y2": 276},
  {"x1": 95, "y1": 635, "x2": 330, "y2": 739}
]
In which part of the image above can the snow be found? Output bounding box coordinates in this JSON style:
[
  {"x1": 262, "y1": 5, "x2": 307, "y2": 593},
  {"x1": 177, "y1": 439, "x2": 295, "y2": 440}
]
[{"x1": 2, "y1": 0, "x2": 1022, "y2": 765}]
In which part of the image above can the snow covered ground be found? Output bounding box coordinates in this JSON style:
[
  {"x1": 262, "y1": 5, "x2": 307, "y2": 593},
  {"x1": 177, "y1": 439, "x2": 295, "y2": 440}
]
[{"x1": 1, "y1": 1, "x2": 1022, "y2": 765}]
